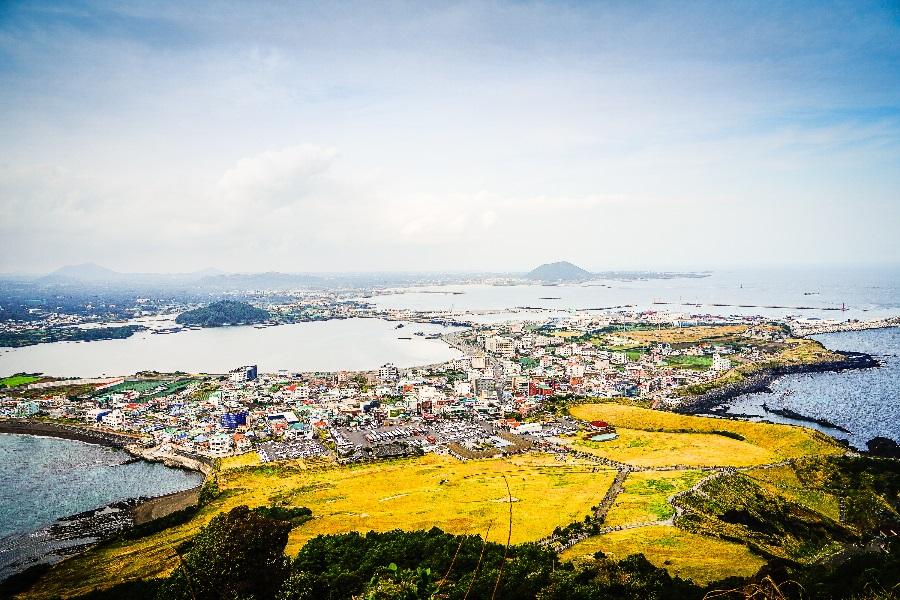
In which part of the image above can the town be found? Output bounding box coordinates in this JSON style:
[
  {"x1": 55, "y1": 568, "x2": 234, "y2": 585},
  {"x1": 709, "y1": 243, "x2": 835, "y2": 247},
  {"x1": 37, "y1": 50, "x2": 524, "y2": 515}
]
[{"x1": 2, "y1": 308, "x2": 868, "y2": 466}]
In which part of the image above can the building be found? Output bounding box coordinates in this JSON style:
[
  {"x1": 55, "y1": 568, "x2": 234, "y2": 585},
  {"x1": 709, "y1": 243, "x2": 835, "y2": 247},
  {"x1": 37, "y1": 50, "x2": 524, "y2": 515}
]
[
  {"x1": 208, "y1": 433, "x2": 233, "y2": 457},
  {"x1": 712, "y1": 353, "x2": 732, "y2": 372},
  {"x1": 229, "y1": 365, "x2": 258, "y2": 382},
  {"x1": 485, "y1": 336, "x2": 515, "y2": 357},
  {"x1": 378, "y1": 363, "x2": 399, "y2": 381}
]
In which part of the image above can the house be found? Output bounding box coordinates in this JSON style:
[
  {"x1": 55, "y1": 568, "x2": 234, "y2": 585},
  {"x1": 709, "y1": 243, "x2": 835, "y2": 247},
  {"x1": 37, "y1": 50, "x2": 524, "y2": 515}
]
[{"x1": 208, "y1": 433, "x2": 232, "y2": 457}]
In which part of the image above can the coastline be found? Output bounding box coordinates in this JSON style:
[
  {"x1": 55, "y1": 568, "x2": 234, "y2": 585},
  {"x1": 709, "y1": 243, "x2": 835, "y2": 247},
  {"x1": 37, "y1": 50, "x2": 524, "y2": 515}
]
[
  {"x1": 0, "y1": 424, "x2": 210, "y2": 583},
  {"x1": 672, "y1": 350, "x2": 879, "y2": 415},
  {"x1": 0, "y1": 419, "x2": 145, "y2": 448}
]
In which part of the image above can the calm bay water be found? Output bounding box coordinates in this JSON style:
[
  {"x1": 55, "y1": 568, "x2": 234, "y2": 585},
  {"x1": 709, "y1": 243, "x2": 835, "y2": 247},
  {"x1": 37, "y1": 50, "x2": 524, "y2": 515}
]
[
  {"x1": 717, "y1": 328, "x2": 900, "y2": 449},
  {"x1": 0, "y1": 434, "x2": 202, "y2": 578},
  {"x1": 0, "y1": 318, "x2": 462, "y2": 378},
  {"x1": 368, "y1": 266, "x2": 900, "y2": 320}
]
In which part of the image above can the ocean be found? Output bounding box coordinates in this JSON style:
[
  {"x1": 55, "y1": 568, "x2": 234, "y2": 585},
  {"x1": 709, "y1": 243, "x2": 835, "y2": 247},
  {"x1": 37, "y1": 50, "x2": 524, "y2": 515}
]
[{"x1": 0, "y1": 434, "x2": 201, "y2": 579}]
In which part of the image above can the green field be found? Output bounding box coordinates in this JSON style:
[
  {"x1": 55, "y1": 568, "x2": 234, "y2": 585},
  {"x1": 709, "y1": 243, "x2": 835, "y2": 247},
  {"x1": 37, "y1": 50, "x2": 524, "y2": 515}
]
[
  {"x1": 99, "y1": 378, "x2": 196, "y2": 400},
  {"x1": 0, "y1": 374, "x2": 42, "y2": 388},
  {"x1": 664, "y1": 355, "x2": 713, "y2": 369}
]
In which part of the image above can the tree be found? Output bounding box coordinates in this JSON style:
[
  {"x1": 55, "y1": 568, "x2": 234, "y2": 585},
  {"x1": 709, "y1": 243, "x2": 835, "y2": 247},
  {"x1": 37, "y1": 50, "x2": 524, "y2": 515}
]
[{"x1": 156, "y1": 505, "x2": 292, "y2": 600}]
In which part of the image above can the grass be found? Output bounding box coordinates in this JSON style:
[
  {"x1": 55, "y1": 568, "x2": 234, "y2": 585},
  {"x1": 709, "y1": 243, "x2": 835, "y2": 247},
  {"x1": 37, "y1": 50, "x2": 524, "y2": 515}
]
[
  {"x1": 664, "y1": 355, "x2": 713, "y2": 370},
  {"x1": 25, "y1": 453, "x2": 616, "y2": 599},
  {"x1": 0, "y1": 374, "x2": 42, "y2": 388},
  {"x1": 672, "y1": 471, "x2": 853, "y2": 563},
  {"x1": 620, "y1": 325, "x2": 748, "y2": 345},
  {"x1": 567, "y1": 403, "x2": 843, "y2": 467},
  {"x1": 565, "y1": 428, "x2": 774, "y2": 467},
  {"x1": 604, "y1": 471, "x2": 707, "y2": 527},
  {"x1": 561, "y1": 524, "x2": 766, "y2": 584},
  {"x1": 744, "y1": 465, "x2": 840, "y2": 521},
  {"x1": 219, "y1": 452, "x2": 264, "y2": 470}
]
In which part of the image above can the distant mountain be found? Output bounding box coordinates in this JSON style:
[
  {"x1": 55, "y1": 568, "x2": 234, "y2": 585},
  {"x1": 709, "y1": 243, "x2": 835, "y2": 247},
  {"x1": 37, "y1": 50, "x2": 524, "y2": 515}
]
[
  {"x1": 525, "y1": 261, "x2": 593, "y2": 282},
  {"x1": 38, "y1": 264, "x2": 228, "y2": 286},
  {"x1": 44, "y1": 262, "x2": 121, "y2": 282},
  {"x1": 175, "y1": 300, "x2": 271, "y2": 327}
]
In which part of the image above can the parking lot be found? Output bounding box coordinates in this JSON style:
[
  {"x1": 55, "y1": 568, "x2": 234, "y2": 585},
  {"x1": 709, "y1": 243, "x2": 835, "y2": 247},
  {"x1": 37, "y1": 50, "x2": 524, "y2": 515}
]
[
  {"x1": 257, "y1": 438, "x2": 327, "y2": 462},
  {"x1": 335, "y1": 420, "x2": 501, "y2": 453}
]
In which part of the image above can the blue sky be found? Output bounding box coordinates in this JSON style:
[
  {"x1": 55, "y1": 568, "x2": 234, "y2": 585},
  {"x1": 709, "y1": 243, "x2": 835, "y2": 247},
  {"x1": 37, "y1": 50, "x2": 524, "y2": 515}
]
[{"x1": 1, "y1": 1, "x2": 899, "y2": 273}]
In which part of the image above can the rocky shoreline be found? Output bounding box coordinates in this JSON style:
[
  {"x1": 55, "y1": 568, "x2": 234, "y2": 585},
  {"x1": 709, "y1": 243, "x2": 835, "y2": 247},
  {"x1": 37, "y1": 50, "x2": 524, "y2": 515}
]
[
  {"x1": 0, "y1": 424, "x2": 209, "y2": 583},
  {"x1": 673, "y1": 350, "x2": 878, "y2": 415},
  {"x1": 0, "y1": 419, "x2": 145, "y2": 448}
]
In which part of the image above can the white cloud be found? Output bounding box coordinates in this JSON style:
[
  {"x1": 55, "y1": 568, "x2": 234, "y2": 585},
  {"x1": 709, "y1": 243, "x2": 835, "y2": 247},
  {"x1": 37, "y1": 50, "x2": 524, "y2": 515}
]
[{"x1": 217, "y1": 144, "x2": 338, "y2": 203}]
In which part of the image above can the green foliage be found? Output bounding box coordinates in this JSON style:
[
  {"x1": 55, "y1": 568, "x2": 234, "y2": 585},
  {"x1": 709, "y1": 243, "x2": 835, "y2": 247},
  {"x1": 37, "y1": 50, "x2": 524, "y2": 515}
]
[
  {"x1": 198, "y1": 476, "x2": 221, "y2": 506},
  {"x1": 0, "y1": 325, "x2": 141, "y2": 348},
  {"x1": 175, "y1": 300, "x2": 271, "y2": 327},
  {"x1": 674, "y1": 456, "x2": 900, "y2": 564},
  {"x1": 252, "y1": 505, "x2": 314, "y2": 526},
  {"x1": 279, "y1": 528, "x2": 704, "y2": 600},
  {"x1": 156, "y1": 505, "x2": 292, "y2": 600}
]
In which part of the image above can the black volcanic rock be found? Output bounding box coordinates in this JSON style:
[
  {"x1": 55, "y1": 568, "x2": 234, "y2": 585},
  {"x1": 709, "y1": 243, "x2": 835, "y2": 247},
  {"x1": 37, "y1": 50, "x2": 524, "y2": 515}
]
[{"x1": 525, "y1": 261, "x2": 592, "y2": 282}]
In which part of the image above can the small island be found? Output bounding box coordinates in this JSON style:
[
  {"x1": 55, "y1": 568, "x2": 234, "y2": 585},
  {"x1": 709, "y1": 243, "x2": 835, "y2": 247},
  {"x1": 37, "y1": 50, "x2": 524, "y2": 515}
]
[{"x1": 174, "y1": 300, "x2": 271, "y2": 328}]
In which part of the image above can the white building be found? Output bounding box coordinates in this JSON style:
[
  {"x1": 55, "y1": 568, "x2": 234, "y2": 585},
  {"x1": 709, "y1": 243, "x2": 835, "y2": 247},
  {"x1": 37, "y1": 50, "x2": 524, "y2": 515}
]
[
  {"x1": 378, "y1": 363, "x2": 399, "y2": 381},
  {"x1": 100, "y1": 409, "x2": 124, "y2": 429},
  {"x1": 712, "y1": 354, "x2": 732, "y2": 372},
  {"x1": 229, "y1": 365, "x2": 258, "y2": 382},
  {"x1": 208, "y1": 433, "x2": 232, "y2": 457},
  {"x1": 611, "y1": 352, "x2": 628, "y2": 365}
]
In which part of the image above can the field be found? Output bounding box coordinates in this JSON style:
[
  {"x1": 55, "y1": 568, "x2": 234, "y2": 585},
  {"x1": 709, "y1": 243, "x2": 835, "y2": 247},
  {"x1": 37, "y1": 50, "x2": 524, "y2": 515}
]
[
  {"x1": 219, "y1": 451, "x2": 264, "y2": 469},
  {"x1": 0, "y1": 374, "x2": 42, "y2": 388},
  {"x1": 566, "y1": 428, "x2": 774, "y2": 467},
  {"x1": 567, "y1": 403, "x2": 843, "y2": 467},
  {"x1": 561, "y1": 525, "x2": 766, "y2": 584},
  {"x1": 618, "y1": 324, "x2": 748, "y2": 345},
  {"x1": 25, "y1": 453, "x2": 617, "y2": 599},
  {"x1": 664, "y1": 355, "x2": 713, "y2": 369},
  {"x1": 604, "y1": 470, "x2": 706, "y2": 527},
  {"x1": 99, "y1": 378, "x2": 196, "y2": 400}
]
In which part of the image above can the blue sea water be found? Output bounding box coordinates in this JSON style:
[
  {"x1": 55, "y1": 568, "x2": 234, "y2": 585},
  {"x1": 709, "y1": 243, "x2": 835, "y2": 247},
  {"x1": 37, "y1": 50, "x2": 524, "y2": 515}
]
[
  {"x1": 717, "y1": 327, "x2": 900, "y2": 449},
  {"x1": 0, "y1": 434, "x2": 201, "y2": 578}
]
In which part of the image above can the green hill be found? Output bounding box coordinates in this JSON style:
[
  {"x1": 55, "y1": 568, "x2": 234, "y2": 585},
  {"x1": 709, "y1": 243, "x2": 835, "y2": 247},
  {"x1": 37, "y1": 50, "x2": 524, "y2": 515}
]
[{"x1": 175, "y1": 300, "x2": 271, "y2": 327}]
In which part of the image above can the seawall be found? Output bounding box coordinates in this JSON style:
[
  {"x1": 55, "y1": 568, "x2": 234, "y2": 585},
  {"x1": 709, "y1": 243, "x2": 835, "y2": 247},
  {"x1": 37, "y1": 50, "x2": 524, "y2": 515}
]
[{"x1": 0, "y1": 419, "x2": 145, "y2": 448}]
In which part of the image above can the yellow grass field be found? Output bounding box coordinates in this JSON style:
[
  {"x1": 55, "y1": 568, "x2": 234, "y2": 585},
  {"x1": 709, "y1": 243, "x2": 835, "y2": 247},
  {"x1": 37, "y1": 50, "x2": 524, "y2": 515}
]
[
  {"x1": 604, "y1": 471, "x2": 706, "y2": 527},
  {"x1": 561, "y1": 525, "x2": 766, "y2": 584},
  {"x1": 219, "y1": 452, "x2": 263, "y2": 469},
  {"x1": 565, "y1": 428, "x2": 773, "y2": 467},
  {"x1": 25, "y1": 453, "x2": 616, "y2": 599},
  {"x1": 619, "y1": 325, "x2": 748, "y2": 345},
  {"x1": 568, "y1": 404, "x2": 843, "y2": 467}
]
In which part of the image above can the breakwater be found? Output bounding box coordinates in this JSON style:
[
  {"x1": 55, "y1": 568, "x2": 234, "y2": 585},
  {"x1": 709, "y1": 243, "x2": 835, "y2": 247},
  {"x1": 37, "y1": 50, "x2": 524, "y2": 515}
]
[
  {"x1": 673, "y1": 350, "x2": 878, "y2": 415},
  {"x1": 789, "y1": 318, "x2": 900, "y2": 338},
  {"x1": 0, "y1": 420, "x2": 145, "y2": 448}
]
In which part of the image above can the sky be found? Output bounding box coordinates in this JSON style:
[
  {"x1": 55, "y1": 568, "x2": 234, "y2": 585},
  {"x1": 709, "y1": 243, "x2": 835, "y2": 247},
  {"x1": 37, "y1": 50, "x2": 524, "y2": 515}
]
[{"x1": 1, "y1": 1, "x2": 899, "y2": 274}]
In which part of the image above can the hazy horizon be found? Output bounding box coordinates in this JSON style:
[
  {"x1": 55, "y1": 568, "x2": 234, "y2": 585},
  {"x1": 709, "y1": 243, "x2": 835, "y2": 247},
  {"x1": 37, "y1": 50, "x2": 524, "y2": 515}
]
[{"x1": 2, "y1": 1, "x2": 899, "y2": 273}]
